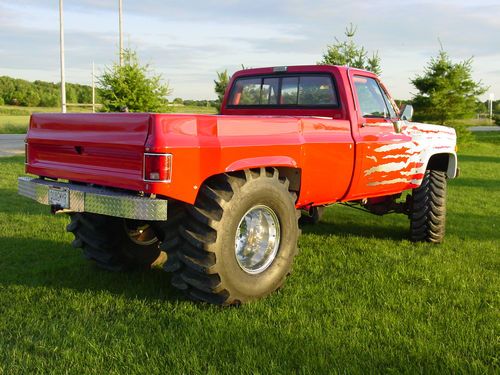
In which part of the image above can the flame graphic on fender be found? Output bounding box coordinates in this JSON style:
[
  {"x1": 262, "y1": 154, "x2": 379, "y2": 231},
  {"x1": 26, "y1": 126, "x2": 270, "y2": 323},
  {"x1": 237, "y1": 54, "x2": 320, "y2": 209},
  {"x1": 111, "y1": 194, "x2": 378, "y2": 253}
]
[{"x1": 365, "y1": 122, "x2": 456, "y2": 187}]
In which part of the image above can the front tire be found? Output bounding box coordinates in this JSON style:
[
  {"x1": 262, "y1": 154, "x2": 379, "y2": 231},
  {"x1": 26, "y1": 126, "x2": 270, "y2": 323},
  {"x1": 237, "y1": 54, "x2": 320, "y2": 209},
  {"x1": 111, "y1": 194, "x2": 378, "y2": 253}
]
[
  {"x1": 172, "y1": 168, "x2": 300, "y2": 305},
  {"x1": 410, "y1": 170, "x2": 447, "y2": 243}
]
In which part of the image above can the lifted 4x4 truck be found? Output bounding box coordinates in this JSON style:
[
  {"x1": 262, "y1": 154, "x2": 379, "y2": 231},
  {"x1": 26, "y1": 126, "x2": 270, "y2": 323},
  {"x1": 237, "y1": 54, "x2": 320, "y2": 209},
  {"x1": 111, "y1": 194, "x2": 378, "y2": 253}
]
[{"x1": 19, "y1": 65, "x2": 458, "y2": 305}]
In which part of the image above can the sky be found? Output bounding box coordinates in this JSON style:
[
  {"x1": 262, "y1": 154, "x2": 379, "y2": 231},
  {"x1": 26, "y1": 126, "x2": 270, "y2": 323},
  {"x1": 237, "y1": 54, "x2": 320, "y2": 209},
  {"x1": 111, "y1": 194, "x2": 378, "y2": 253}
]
[{"x1": 0, "y1": 0, "x2": 499, "y2": 101}]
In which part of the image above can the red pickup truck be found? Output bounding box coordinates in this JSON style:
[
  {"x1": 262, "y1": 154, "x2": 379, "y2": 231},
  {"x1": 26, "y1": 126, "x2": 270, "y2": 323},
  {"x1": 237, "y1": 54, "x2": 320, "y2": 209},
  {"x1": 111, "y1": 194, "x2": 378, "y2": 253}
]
[{"x1": 19, "y1": 65, "x2": 458, "y2": 305}]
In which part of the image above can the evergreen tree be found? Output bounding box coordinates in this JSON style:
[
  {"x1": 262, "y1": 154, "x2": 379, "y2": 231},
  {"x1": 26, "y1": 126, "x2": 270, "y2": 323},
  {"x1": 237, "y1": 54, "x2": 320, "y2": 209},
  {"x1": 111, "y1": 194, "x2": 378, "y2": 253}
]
[
  {"x1": 318, "y1": 24, "x2": 381, "y2": 75},
  {"x1": 411, "y1": 50, "x2": 487, "y2": 124},
  {"x1": 98, "y1": 49, "x2": 171, "y2": 112},
  {"x1": 214, "y1": 70, "x2": 230, "y2": 113}
]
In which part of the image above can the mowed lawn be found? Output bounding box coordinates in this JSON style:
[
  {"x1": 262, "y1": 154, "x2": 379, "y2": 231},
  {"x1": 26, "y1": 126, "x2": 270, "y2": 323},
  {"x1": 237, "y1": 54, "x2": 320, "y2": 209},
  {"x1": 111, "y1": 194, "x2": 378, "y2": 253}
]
[
  {"x1": 0, "y1": 115, "x2": 30, "y2": 134},
  {"x1": 0, "y1": 133, "x2": 498, "y2": 374}
]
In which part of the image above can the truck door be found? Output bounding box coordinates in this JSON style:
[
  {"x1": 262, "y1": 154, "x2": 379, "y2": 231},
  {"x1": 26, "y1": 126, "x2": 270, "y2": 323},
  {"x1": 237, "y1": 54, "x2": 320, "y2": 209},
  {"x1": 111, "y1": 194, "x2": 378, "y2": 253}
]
[{"x1": 346, "y1": 72, "x2": 415, "y2": 200}]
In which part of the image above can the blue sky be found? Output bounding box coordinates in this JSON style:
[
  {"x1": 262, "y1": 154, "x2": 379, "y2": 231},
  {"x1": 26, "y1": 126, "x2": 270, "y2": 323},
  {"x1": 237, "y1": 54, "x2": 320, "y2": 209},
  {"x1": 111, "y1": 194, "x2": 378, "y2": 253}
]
[{"x1": 0, "y1": 0, "x2": 498, "y2": 100}]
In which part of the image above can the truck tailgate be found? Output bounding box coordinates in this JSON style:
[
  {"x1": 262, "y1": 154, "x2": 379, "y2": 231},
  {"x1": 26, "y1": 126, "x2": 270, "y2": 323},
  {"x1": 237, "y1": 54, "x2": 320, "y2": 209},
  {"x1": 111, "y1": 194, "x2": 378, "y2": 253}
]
[{"x1": 26, "y1": 113, "x2": 151, "y2": 192}]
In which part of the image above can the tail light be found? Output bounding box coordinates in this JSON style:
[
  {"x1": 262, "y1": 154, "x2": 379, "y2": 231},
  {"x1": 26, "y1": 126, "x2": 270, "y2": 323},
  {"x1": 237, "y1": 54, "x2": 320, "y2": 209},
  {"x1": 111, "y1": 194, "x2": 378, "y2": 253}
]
[{"x1": 144, "y1": 153, "x2": 172, "y2": 182}]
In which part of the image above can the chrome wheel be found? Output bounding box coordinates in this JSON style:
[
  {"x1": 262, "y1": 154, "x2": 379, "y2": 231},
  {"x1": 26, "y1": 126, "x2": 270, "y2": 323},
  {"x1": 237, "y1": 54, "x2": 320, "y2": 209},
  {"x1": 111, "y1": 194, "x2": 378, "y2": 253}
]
[
  {"x1": 235, "y1": 205, "x2": 281, "y2": 274},
  {"x1": 125, "y1": 222, "x2": 158, "y2": 246}
]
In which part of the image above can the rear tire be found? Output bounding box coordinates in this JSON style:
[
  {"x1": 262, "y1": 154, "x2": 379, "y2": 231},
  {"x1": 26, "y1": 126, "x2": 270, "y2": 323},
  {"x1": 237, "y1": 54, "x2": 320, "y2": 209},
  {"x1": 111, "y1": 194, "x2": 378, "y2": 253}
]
[
  {"x1": 67, "y1": 203, "x2": 184, "y2": 271},
  {"x1": 67, "y1": 213, "x2": 161, "y2": 271},
  {"x1": 171, "y1": 168, "x2": 300, "y2": 305},
  {"x1": 409, "y1": 170, "x2": 447, "y2": 243}
]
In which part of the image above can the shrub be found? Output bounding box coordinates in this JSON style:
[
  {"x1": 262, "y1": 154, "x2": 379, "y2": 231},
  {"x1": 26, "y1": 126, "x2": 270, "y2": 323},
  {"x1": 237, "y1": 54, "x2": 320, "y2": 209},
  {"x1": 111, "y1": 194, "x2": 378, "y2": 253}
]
[{"x1": 98, "y1": 49, "x2": 171, "y2": 112}]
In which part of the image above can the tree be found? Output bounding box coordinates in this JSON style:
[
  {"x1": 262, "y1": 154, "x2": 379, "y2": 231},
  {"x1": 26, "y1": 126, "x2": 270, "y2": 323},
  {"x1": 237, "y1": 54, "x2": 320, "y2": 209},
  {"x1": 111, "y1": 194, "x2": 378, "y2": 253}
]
[
  {"x1": 494, "y1": 101, "x2": 500, "y2": 115},
  {"x1": 214, "y1": 69, "x2": 230, "y2": 113},
  {"x1": 39, "y1": 93, "x2": 59, "y2": 107},
  {"x1": 21, "y1": 89, "x2": 41, "y2": 107},
  {"x1": 98, "y1": 49, "x2": 171, "y2": 112},
  {"x1": 411, "y1": 49, "x2": 487, "y2": 124},
  {"x1": 318, "y1": 24, "x2": 381, "y2": 75}
]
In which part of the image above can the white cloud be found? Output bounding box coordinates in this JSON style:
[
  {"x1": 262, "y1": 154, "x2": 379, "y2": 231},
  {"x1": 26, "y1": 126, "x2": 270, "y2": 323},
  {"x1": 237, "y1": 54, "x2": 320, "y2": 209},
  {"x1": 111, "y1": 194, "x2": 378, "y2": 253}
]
[{"x1": 0, "y1": 0, "x2": 498, "y2": 100}]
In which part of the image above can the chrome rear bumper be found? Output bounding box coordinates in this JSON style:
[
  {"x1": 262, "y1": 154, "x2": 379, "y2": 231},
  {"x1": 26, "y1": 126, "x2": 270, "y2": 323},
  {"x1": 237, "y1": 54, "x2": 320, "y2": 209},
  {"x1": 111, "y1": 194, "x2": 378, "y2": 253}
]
[{"x1": 18, "y1": 177, "x2": 168, "y2": 221}]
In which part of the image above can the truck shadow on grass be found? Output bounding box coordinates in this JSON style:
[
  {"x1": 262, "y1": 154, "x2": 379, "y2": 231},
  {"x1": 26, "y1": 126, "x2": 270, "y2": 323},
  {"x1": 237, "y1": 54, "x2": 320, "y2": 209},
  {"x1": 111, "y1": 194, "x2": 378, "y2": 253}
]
[
  {"x1": 449, "y1": 176, "x2": 500, "y2": 189},
  {"x1": 457, "y1": 154, "x2": 499, "y2": 164},
  {"x1": 0, "y1": 219, "x2": 409, "y2": 305},
  {"x1": 300, "y1": 219, "x2": 408, "y2": 241},
  {"x1": 0, "y1": 236, "x2": 184, "y2": 303},
  {"x1": 300, "y1": 208, "x2": 498, "y2": 242}
]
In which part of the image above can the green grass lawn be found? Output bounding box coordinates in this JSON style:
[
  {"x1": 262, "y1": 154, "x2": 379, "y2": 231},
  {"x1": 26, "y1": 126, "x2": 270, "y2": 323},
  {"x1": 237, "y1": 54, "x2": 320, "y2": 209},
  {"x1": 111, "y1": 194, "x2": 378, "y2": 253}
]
[{"x1": 0, "y1": 133, "x2": 498, "y2": 373}]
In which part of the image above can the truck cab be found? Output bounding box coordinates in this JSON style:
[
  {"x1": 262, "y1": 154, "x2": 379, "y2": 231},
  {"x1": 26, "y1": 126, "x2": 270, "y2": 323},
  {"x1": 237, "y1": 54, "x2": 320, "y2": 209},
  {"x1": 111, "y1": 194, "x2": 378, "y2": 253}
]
[{"x1": 222, "y1": 65, "x2": 456, "y2": 203}]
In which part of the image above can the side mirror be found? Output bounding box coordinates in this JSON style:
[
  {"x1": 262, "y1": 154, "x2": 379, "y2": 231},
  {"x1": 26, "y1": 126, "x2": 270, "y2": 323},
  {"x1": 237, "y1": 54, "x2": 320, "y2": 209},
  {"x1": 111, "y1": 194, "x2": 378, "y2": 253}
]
[{"x1": 400, "y1": 104, "x2": 414, "y2": 121}]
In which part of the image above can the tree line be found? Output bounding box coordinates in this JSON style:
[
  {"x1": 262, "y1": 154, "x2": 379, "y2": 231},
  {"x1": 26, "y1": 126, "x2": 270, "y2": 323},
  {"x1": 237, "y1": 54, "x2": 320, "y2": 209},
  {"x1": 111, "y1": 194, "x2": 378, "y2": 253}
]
[
  {"x1": 0, "y1": 70, "x2": 215, "y2": 110},
  {"x1": 0, "y1": 76, "x2": 94, "y2": 107}
]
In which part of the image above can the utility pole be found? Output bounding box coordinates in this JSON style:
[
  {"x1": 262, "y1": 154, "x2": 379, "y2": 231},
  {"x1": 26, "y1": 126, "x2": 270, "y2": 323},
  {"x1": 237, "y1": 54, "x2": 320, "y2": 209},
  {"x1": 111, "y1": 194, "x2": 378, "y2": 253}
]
[
  {"x1": 92, "y1": 61, "x2": 95, "y2": 113},
  {"x1": 119, "y1": 0, "x2": 123, "y2": 66},
  {"x1": 489, "y1": 93, "x2": 495, "y2": 121},
  {"x1": 59, "y1": 0, "x2": 67, "y2": 113}
]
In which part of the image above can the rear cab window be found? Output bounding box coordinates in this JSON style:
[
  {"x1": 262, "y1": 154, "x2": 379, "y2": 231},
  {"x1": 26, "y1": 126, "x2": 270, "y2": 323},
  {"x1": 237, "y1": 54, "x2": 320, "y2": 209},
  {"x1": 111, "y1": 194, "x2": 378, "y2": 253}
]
[{"x1": 228, "y1": 74, "x2": 339, "y2": 108}]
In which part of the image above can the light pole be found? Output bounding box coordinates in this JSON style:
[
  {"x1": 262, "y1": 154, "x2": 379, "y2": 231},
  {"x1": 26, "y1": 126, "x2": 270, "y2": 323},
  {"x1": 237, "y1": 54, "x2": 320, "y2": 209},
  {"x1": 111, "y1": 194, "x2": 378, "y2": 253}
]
[
  {"x1": 92, "y1": 61, "x2": 95, "y2": 113},
  {"x1": 59, "y1": 0, "x2": 67, "y2": 113},
  {"x1": 119, "y1": 0, "x2": 123, "y2": 66},
  {"x1": 489, "y1": 93, "x2": 495, "y2": 121}
]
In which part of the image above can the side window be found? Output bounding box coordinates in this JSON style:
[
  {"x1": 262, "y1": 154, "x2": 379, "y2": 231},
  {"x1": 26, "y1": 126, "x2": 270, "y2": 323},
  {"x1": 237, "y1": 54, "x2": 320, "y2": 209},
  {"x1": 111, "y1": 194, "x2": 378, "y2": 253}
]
[
  {"x1": 380, "y1": 87, "x2": 397, "y2": 118},
  {"x1": 354, "y1": 76, "x2": 388, "y2": 118}
]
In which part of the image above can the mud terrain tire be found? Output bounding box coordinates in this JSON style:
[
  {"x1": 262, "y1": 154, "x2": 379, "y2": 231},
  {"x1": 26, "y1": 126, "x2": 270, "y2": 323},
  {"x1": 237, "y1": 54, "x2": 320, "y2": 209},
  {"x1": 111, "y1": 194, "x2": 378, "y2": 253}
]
[
  {"x1": 67, "y1": 206, "x2": 183, "y2": 271},
  {"x1": 171, "y1": 168, "x2": 300, "y2": 305},
  {"x1": 410, "y1": 170, "x2": 447, "y2": 243}
]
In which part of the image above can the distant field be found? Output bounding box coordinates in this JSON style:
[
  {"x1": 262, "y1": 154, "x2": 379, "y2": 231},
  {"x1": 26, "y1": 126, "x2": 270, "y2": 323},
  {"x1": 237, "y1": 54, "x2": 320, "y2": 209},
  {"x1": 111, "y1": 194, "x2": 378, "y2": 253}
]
[
  {"x1": 0, "y1": 115, "x2": 30, "y2": 134},
  {"x1": 449, "y1": 118, "x2": 495, "y2": 127},
  {"x1": 164, "y1": 105, "x2": 217, "y2": 114},
  {"x1": 0, "y1": 105, "x2": 217, "y2": 134},
  {"x1": 0, "y1": 132, "x2": 498, "y2": 373},
  {"x1": 0, "y1": 104, "x2": 94, "y2": 116},
  {"x1": 0, "y1": 105, "x2": 91, "y2": 134}
]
